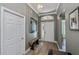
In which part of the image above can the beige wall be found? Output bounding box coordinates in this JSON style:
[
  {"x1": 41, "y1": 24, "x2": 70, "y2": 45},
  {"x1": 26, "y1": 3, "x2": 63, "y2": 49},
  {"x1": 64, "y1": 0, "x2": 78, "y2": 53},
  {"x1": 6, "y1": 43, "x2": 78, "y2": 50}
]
[
  {"x1": 57, "y1": 3, "x2": 79, "y2": 54},
  {"x1": 0, "y1": 3, "x2": 38, "y2": 54}
]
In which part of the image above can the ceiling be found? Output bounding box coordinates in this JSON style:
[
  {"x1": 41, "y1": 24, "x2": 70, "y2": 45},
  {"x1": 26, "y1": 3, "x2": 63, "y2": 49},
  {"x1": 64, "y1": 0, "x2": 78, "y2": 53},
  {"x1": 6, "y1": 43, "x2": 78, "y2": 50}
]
[{"x1": 27, "y1": 3, "x2": 59, "y2": 14}]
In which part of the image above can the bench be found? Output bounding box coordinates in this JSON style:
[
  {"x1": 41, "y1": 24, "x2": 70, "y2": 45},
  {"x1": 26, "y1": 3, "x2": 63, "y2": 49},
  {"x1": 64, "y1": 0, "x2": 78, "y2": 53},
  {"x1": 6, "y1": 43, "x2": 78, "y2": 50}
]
[{"x1": 28, "y1": 38, "x2": 39, "y2": 50}]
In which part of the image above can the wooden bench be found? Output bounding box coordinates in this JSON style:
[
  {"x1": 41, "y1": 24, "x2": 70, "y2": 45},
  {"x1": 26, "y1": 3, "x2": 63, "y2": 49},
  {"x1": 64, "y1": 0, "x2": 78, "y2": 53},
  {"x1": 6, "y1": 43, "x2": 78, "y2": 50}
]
[{"x1": 28, "y1": 38, "x2": 39, "y2": 50}]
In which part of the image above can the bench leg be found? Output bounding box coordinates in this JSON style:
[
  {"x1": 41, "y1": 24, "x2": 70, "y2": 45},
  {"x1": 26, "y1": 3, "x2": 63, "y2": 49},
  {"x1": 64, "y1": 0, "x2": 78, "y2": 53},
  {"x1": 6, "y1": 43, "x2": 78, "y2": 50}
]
[
  {"x1": 36, "y1": 40, "x2": 39, "y2": 44},
  {"x1": 31, "y1": 44, "x2": 34, "y2": 50}
]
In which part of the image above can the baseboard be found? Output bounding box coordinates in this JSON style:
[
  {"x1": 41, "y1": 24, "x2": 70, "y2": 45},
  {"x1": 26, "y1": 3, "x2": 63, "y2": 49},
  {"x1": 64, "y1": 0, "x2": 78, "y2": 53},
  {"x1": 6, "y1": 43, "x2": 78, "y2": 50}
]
[
  {"x1": 24, "y1": 48, "x2": 30, "y2": 55},
  {"x1": 52, "y1": 41, "x2": 61, "y2": 50},
  {"x1": 55, "y1": 39, "x2": 66, "y2": 52}
]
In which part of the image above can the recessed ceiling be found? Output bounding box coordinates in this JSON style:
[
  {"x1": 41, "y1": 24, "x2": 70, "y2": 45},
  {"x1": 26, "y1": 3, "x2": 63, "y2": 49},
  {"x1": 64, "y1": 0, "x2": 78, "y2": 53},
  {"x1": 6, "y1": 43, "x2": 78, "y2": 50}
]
[{"x1": 27, "y1": 3, "x2": 59, "y2": 14}]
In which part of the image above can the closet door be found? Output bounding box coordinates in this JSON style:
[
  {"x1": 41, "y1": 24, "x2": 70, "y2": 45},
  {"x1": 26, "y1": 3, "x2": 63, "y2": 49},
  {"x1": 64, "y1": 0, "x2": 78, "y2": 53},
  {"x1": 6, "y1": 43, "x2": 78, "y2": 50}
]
[
  {"x1": 16, "y1": 16, "x2": 25, "y2": 54},
  {"x1": 1, "y1": 7, "x2": 25, "y2": 55}
]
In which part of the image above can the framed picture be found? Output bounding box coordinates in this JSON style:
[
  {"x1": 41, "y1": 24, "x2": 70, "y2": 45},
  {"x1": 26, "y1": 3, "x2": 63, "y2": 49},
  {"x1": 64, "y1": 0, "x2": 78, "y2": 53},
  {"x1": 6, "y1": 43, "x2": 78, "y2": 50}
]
[
  {"x1": 29, "y1": 17, "x2": 37, "y2": 33},
  {"x1": 69, "y1": 7, "x2": 79, "y2": 30}
]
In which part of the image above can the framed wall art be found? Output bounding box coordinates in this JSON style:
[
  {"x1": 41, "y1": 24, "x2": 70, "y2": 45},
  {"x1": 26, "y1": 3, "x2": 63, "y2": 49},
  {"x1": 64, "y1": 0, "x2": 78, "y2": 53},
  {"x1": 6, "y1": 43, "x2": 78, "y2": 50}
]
[{"x1": 69, "y1": 7, "x2": 79, "y2": 30}]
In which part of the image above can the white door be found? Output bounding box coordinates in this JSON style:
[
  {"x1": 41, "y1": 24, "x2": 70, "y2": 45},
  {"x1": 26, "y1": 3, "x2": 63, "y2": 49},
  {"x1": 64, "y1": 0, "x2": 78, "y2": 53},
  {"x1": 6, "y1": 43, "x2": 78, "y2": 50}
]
[
  {"x1": 41, "y1": 21, "x2": 54, "y2": 42},
  {"x1": 16, "y1": 16, "x2": 25, "y2": 55},
  {"x1": 1, "y1": 7, "x2": 25, "y2": 55}
]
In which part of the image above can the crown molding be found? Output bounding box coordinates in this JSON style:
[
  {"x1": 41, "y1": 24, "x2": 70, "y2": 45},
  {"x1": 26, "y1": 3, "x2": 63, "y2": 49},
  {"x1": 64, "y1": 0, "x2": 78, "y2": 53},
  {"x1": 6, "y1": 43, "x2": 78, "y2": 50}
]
[
  {"x1": 27, "y1": 3, "x2": 59, "y2": 16},
  {"x1": 56, "y1": 3, "x2": 61, "y2": 14},
  {"x1": 27, "y1": 3, "x2": 39, "y2": 16}
]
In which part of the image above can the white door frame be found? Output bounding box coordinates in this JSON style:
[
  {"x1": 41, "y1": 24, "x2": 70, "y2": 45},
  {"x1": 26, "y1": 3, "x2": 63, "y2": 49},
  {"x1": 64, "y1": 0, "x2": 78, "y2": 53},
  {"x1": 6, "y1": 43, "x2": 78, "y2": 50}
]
[{"x1": 1, "y1": 6, "x2": 25, "y2": 54}]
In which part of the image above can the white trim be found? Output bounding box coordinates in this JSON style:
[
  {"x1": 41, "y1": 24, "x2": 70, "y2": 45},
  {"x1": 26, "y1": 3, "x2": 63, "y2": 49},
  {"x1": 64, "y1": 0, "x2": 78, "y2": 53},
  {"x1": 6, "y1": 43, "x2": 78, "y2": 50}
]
[
  {"x1": 1, "y1": 7, "x2": 25, "y2": 17},
  {"x1": 27, "y1": 3, "x2": 60, "y2": 15},
  {"x1": 1, "y1": 6, "x2": 26, "y2": 55},
  {"x1": 24, "y1": 48, "x2": 30, "y2": 55},
  {"x1": 27, "y1": 3, "x2": 39, "y2": 16},
  {"x1": 54, "y1": 41, "x2": 61, "y2": 50},
  {"x1": 56, "y1": 3, "x2": 61, "y2": 13},
  {"x1": 55, "y1": 40, "x2": 66, "y2": 52},
  {"x1": 51, "y1": 41, "x2": 64, "y2": 51},
  {"x1": 1, "y1": 6, "x2": 4, "y2": 55}
]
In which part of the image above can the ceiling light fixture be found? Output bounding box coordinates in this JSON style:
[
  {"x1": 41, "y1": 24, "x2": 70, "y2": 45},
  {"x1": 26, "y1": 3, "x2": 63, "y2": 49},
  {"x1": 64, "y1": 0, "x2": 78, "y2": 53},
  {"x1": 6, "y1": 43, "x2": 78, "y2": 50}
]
[{"x1": 37, "y1": 4, "x2": 43, "y2": 9}]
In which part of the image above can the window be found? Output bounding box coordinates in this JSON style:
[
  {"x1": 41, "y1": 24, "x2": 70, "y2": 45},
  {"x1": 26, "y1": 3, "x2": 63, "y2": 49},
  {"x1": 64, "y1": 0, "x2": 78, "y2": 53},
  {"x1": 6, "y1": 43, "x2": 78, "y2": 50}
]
[
  {"x1": 61, "y1": 20, "x2": 66, "y2": 38},
  {"x1": 41, "y1": 16, "x2": 54, "y2": 21}
]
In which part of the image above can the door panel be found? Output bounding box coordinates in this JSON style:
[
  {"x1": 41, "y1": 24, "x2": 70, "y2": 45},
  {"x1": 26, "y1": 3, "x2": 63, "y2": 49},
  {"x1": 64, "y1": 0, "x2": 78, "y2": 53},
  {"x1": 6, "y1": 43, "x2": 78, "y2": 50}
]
[
  {"x1": 16, "y1": 17, "x2": 25, "y2": 54},
  {"x1": 1, "y1": 8, "x2": 25, "y2": 55},
  {"x1": 3, "y1": 11, "x2": 17, "y2": 54}
]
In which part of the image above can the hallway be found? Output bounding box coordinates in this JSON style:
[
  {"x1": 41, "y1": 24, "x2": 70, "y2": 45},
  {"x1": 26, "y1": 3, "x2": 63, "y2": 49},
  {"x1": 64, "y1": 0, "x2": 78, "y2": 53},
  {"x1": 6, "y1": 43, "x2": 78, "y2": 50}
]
[{"x1": 0, "y1": 3, "x2": 79, "y2": 55}]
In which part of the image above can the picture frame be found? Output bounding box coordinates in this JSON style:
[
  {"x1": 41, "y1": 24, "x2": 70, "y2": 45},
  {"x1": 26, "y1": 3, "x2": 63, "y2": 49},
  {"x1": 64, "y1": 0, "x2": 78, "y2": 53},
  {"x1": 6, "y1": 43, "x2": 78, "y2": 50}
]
[
  {"x1": 69, "y1": 7, "x2": 79, "y2": 31},
  {"x1": 29, "y1": 17, "x2": 37, "y2": 33}
]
